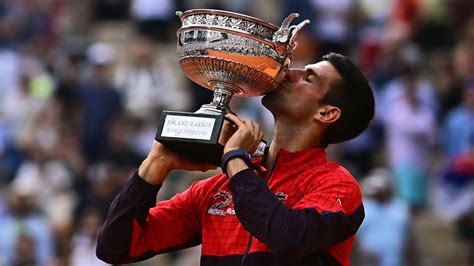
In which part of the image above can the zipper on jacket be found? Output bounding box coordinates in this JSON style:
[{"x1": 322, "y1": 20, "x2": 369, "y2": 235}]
[
  {"x1": 241, "y1": 233, "x2": 253, "y2": 265},
  {"x1": 240, "y1": 152, "x2": 280, "y2": 265}
]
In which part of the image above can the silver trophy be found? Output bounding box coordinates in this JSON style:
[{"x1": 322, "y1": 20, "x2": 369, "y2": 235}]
[{"x1": 155, "y1": 9, "x2": 309, "y2": 165}]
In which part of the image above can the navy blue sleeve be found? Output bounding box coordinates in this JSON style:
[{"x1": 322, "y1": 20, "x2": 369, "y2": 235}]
[
  {"x1": 229, "y1": 168, "x2": 364, "y2": 257},
  {"x1": 96, "y1": 173, "x2": 161, "y2": 263},
  {"x1": 96, "y1": 172, "x2": 202, "y2": 264}
]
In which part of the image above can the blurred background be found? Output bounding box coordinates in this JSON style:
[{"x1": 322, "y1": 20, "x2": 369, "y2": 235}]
[{"x1": 0, "y1": 0, "x2": 473, "y2": 265}]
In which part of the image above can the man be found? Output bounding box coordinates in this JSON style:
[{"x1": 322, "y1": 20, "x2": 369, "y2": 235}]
[{"x1": 96, "y1": 53, "x2": 375, "y2": 265}]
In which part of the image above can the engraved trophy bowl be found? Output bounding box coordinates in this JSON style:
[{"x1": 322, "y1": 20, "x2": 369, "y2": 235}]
[{"x1": 155, "y1": 9, "x2": 309, "y2": 165}]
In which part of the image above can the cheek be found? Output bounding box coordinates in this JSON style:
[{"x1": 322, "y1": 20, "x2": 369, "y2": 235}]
[
  {"x1": 291, "y1": 88, "x2": 319, "y2": 105},
  {"x1": 296, "y1": 91, "x2": 321, "y2": 115},
  {"x1": 286, "y1": 97, "x2": 318, "y2": 119}
]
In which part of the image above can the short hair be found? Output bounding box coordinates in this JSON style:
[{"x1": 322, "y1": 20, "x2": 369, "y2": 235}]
[{"x1": 320, "y1": 53, "x2": 375, "y2": 145}]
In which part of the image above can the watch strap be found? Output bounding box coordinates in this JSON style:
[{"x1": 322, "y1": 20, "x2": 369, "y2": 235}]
[{"x1": 221, "y1": 149, "x2": 252, "y2": 176}]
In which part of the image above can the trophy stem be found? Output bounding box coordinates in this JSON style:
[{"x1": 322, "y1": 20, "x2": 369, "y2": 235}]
[{"x1": 196, "y1": 83, "x2": 236, "y2": 115}]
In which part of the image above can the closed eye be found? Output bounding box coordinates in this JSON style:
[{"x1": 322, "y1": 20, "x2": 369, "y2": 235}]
[{"x1": 304, "y1": 68, "x2": 318, "y2": 83}]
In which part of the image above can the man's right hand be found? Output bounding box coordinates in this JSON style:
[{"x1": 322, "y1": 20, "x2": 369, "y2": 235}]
[
  {"x1": 223, "y1": 114, "x2": 264, "y2": 154},
  {"x1": 138, "y1": 141, "x2": 217, "y2": 185}
]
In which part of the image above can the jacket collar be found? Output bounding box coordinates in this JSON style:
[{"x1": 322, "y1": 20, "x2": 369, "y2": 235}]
[{"x1": 253, "y1": 147, "x2": 327, "y2": 174}]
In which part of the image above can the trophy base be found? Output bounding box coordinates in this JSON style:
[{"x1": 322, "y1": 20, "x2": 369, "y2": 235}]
[{"x1": 155, "y1": 111, "x2": 225, "y2": 165}]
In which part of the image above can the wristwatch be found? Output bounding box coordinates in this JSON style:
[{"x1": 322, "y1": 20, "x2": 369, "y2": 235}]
[{"x1": 221, "y1": 149, "x2": 252, "y2": 176}]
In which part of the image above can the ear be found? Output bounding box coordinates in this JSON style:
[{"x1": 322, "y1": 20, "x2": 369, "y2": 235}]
[{"x1": 314, "y1": 105, "x2": 341, "y2": 124}]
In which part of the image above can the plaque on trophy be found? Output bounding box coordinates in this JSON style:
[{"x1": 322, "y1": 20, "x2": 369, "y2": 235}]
[{"x1": 155, "y1": 9, "x2": 309, "y2": 165}]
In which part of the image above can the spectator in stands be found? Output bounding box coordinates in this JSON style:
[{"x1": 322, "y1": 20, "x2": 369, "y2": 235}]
[
  {"x1": 356, "y1": 168, "x2": 416, "y2": 266},
  {"x1": 79, "y1": 42, "x2": 122, "y2": 163},
  {"x1": 0, "y1": 186, "x2": 55, "y2": 265},
  {"x1": 383, "y1": 62, "x2": 437, "y2": 210},
  {"x1": 434, "y1": 80, "x2": 474, "y2": 223},
  {"x1": 114, "y1": 36, "x2": 190, "y2": 120},
  {"x1": 130, "y1": 0, "x2": 176, "y2": 42},
  {"x1": 442, "y1": 78, "x2": 474, "y2": 158}
]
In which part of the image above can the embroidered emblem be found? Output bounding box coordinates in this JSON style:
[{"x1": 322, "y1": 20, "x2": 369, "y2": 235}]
[
  {"x1": 276, "y1": 192, "x2": 288, "y2": 201},
  {"x1": 207, "y1": 191, "x2": 289, "y2": 216},
  {"x1": 336, "y1": 198, "x2": 342, "y2": 205},
  {"x1": 208, "y1": 190, "x2": 235, "y2": 216}
]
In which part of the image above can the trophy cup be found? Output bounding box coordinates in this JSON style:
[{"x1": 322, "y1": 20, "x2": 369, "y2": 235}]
[{"x1": 155, "y1": 9, "x2": 309, "y2": 165}]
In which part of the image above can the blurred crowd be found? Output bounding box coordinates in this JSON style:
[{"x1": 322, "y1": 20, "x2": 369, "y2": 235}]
[{"x1": 0, "y1": 0, "x2": 473, "y2": 265}]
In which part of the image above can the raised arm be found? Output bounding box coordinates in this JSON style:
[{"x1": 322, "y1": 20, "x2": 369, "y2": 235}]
[
  {"x1": 96, "y1": 142, "x2": 215, "y2": 264},
  {"x1": 221, "y1": 113, "x2": 364, "y2": 261},
  {"x1": 229, "y1": 168, "x2": 364, "y2": 258}
]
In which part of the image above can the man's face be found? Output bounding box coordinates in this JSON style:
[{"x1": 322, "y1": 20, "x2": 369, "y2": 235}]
[{"x1": 262, "y1": 61, "x2": 342, "y2": 121}]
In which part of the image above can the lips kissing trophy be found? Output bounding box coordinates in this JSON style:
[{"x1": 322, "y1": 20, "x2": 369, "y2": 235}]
[{"x1": 155, "y1": 9, "x2": 309, "y2": 165}]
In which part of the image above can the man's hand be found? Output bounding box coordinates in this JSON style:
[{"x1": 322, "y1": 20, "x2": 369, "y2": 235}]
[
  {"x1": 138, "y1": 141, "x2": 217, "y2": 185},
  {"x1": 224, "y1": 113, "x2": 264, "y2": 154},
  {"x1": 223, "y1": 114, "x2": 264, "y2": 178}
]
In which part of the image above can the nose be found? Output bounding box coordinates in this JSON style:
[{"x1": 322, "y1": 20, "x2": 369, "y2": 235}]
[{"x1": 283, "y1": 68, "x2": 305, "y2": 83}]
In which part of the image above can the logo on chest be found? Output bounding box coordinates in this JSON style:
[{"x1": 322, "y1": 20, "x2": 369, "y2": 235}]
[
  {"x1": 207, "y1": 190, "x2": 289, "y2": 216},
  {"x1": 208, "y1": 190, "x2": 235, "y2": 216}
]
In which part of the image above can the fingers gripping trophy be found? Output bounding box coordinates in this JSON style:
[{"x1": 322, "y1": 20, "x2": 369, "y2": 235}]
[{"x1": 155, "y1": 9, "x2": 309, "y2": 165}]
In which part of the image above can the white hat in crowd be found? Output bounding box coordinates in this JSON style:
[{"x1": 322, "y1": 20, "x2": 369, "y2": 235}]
[{"x1": 86, "y1": 42, "x2": 116, "y2": 65}]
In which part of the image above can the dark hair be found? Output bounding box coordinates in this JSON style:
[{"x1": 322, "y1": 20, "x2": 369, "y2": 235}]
[{"x1": 320, "y1": 53, "x2": 375, "y2": 145}]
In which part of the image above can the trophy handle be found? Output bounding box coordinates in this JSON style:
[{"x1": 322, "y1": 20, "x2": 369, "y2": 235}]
[
  {"x1": 287, "y1": 20, "x2": 311, "y2": 54},
  {"x1": 273, "y1": 13, "x2": 298, "y2": 56},
  {"x1": 273, "y1": 13, "x2": 310, "y2": 57},
  {"x1": 176, "y1": 11, "x2": 184, "y2": 21}
]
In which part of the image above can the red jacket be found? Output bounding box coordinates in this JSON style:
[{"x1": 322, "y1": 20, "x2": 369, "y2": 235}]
[{"x1": 97, "y1": 148, "x2": 364, "y2": 265}]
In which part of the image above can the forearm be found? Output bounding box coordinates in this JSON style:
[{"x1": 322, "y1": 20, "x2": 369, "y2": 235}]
[
  {"x1": 226, "y1": 157, "x2": 249, "y2": 177},
  {"x1": 138, "y1": 154, "x2": 172, "y2": 185},
  {"x1": 97, "y1": 141, "x2": 210, "y2": 263},
  {"x1": 96, "y1": 172, "x2": 161, "y2": 263},
  {"x1": 229, "y1": 169, "x2": 363, "y2": 257}
]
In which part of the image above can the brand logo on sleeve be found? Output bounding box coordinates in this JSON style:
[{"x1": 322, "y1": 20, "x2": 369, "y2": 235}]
[{"x1": 276, "y1": 192, "x2": 288, "y2": 201}]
